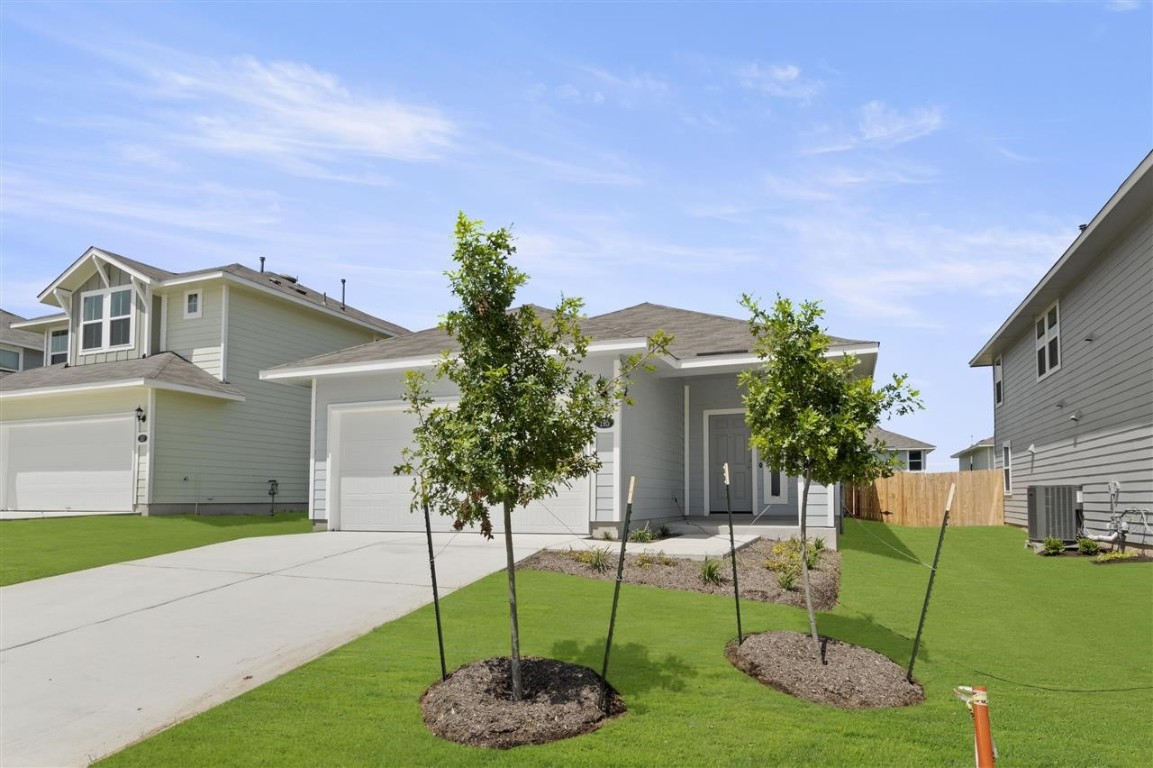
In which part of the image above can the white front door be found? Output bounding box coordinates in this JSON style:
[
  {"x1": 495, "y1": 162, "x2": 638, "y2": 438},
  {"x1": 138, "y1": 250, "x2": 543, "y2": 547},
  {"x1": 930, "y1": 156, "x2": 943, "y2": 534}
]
[{"x1": 1, "y1": 416, "x2": 135, "y2": 512}]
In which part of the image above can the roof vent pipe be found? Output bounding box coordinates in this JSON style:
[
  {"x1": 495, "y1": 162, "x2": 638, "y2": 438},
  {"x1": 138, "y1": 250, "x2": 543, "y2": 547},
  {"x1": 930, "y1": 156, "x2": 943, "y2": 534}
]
[
  {"x1": 260, "y1": 256, "x2": 266, "y2": 273},
  {"x1": 341, "y1": 278, "x2": 346, "y2": 309}
]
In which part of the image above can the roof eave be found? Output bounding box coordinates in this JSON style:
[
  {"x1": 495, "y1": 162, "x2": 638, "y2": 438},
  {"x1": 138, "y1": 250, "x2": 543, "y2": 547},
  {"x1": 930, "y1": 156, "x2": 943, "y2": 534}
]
[
  {"x1": 0, "y1": 379, "x2": 245, "y2": 402},
  {"x1": 970, "y1": 151, "x2": 1153, "y2": 367},
  {"x1": 36, "y1": 247, "x2": 157, "y2": 305}
]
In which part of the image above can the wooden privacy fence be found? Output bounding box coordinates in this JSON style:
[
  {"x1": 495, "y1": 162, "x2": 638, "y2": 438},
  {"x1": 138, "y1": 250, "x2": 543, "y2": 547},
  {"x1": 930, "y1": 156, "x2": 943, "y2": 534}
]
[{"x1": 847, "y1": 469, "x2": 1004, "y2": 527}]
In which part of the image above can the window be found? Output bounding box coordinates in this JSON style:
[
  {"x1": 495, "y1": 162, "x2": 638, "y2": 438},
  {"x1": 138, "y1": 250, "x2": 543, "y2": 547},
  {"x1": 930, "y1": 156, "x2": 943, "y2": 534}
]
[
  {"x1": 0, "y1": 348, "x2": 20, "y2": 371},
  {"x1": 1002, "y1": 443, "x2": 1012, "y2": 494},
  {"x1": 993, "y1": 355, "x2": 1003, "y2": 406},
  {"x1": 80, "y1": 287, "x2": 134, "y2": 352},
  {"x1": 184, "y1": 290, "x2": 202, "y2": 319},
  {"x1": 907, "y1": 450, "x2": 924, "y2": 471},
  {"x1": 1035, "y1": 302, "x2": 1060, "y2": 378},
  {"x1": 766, "y1": 467, "x2": 786, "y2": 503},
  {"x1": 49, "y1": 329, "x2": 68, "y2": 365}
]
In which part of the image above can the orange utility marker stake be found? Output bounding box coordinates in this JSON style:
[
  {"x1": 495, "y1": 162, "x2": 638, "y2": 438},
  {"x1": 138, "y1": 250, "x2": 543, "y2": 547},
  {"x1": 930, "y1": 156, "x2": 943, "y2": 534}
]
[{"x1": 954, "y1": 685, "x2": 996, "y2": 767}]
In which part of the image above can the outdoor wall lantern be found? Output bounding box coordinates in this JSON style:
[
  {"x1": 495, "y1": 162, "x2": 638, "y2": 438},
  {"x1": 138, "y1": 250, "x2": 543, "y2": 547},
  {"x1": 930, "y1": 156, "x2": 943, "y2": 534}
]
[{"x1": 135, "y1": 406, "x2": 147, "y2": 423}]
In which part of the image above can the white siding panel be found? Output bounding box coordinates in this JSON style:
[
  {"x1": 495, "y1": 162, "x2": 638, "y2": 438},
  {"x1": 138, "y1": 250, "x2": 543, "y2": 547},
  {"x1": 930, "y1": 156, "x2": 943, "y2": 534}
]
[
  {"x1": 164, "y1": 282, "x2": 223, "y2": 378},
  {"x1": 619, "y1": 368, "x2": 684, "y2": 522}
]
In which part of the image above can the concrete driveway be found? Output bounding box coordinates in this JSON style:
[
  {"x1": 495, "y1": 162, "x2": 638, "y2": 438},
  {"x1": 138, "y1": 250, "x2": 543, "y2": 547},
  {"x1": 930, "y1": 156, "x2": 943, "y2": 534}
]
[{"x1": 0, "y1": 530, "x2": 583, "y2": 767}]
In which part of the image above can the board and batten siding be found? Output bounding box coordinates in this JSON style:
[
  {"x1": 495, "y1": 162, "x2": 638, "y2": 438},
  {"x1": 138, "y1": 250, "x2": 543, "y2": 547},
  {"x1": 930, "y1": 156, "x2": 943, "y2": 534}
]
[
  {"x1": 994, "y1": 209, "x2": 1152, "y2": 543},
  {"x1": 151, "y1": 286, "x2": 381, "y2": 508},
  {"x1": 164, "y1": 283, "x2": 223, "y2": 378},
  {"x1": 618, "y1": 367, "x2": 684, "y2": 521},
  {"x1": 72, "y1": 265, "x2": 147, "y2": 365}
]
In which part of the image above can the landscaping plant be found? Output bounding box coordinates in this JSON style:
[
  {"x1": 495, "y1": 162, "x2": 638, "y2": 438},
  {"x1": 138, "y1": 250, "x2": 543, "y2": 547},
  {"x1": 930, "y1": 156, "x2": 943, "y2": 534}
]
[
  {"x1": 740, "y1": 294, "x2": 921, "y2": 659},
  {"x1": 396, "y1": 213, "x2": 668, "y2": 701},
  {"x1": 1042, "y1": 537, "x2": 1065, "y2": 556}
]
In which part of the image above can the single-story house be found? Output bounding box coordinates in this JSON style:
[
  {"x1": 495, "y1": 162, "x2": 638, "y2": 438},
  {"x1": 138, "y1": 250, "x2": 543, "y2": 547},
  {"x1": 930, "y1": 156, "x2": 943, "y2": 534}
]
[
  {"x1": 0, "y1": 247, "x2": 406, "y2": 517},
  {"x1": 867, "y1": 427, "x2": 935, "y2": 472},
  {"x1": 263, "y1": 302, "x2": 881, "y2": 540},
  {"x1": 950, "y1": 437, "x2": 995, "y2": 472}
]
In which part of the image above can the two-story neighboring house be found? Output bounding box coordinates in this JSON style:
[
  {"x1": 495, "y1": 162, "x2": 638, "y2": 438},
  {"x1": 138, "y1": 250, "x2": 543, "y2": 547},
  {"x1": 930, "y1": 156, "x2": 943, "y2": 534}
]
[
  {"x1": 0, "y1": 247, "x2": 406, "y2": 517},
  {"x1": 1, "y1": 310, "x2": 46, "y2": 375},
  {"x1": 970, "y1": 152, "x2": 1152, "y2": 546},
  {"x1": 867, "y1": 426, "x2": 935, "y2": 472}
]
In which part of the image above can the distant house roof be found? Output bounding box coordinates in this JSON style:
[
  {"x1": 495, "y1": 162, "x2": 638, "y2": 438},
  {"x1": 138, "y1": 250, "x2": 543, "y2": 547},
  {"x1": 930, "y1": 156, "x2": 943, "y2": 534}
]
[
  {"x1": 263, "y1": 302, "x2": 877, "y2": 379},
  {"x1": 33, "y1": 247, "x2": 408, "y2": 338},
  {"x1": 0, "y1": 352, "x2": 245, "y2": 401},
  {"x1": 868, "y1": 426, "x2": 935, "y2": 453},
  {"x1": 971, "y1": 151, "x2": 1153, "y2": 367},
  {"x1": 1, "y1": 310, "x2": 44, "y2": 350},
  {"x1": 950, "y1": 436, "x2": 995, "y2": 459}
]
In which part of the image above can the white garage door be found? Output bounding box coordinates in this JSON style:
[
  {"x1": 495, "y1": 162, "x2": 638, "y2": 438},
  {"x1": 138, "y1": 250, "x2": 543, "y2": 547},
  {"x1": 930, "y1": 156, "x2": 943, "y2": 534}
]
[
  {"x1": 332, "y1": 407, "x2": 591, "y2": 534},
  {"x1": 1, "y1": 416, "x2": 135, "y2": 513}
]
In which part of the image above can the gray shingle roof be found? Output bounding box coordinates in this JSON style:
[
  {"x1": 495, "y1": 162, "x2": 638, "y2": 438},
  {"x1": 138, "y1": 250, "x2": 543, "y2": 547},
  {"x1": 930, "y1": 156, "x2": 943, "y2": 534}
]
[
  {"x1": 868, "y1": 426, "x2": 935, "y2": 452},
  {"x1": 1, "y1": 310, "x2": 44, "y2": 349},
  {"x1": 269, "y1": 302, "x2": 875, "y2": 372},
  {"x1": 0, "y1": 352, "x2": 244, "y2": 399},
  {"x1": 950, "y1": 436, "x2": 994, "y2": 458}
]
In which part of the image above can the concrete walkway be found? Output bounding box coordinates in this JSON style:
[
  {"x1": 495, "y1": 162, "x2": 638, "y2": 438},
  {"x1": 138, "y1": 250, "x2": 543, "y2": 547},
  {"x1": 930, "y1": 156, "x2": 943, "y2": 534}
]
[{"x1": 0, "y1": 528, "x2": 755, "y2": 767}]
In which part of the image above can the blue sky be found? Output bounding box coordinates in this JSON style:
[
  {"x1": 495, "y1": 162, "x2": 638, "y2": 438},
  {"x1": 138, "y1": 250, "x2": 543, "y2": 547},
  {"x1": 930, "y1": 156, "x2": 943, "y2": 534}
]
[{"x1": 2, "y1": 1, "x2": 1150, "y2": 463}]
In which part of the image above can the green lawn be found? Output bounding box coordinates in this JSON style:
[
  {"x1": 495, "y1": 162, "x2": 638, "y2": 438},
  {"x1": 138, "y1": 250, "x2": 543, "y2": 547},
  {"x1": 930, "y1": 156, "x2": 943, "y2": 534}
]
[
  {"x1": 101, "y1": 522, "x2": 1152, "y2": 767},
  {"x1": 0, "y1": 513, "x2": 311, "y2": 585}
]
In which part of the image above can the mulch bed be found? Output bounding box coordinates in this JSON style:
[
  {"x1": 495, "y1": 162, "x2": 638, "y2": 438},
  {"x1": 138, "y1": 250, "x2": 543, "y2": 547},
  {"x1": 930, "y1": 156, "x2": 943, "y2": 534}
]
[
  {"x1": 421, "y1": 538, "x2": 913, "y2": 748},
  {"x1": 519, "y1": 538, "x2": 841, "y2": 611},
  {"x1": 421, "y1": 657, "x2": 624, "y2": 749},
  {"x1": 726, "y1": 631, "x2": 924, "y2": 709}
]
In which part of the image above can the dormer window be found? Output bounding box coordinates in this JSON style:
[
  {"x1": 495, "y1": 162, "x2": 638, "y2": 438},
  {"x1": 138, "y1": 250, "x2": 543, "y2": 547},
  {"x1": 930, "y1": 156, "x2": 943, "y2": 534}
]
[
  {"x1": 184, "y1": 290, "x2": 202, "y2": 319},
  {"x1": 81, "y1": 287, "x2": 134, "y2": 353}
]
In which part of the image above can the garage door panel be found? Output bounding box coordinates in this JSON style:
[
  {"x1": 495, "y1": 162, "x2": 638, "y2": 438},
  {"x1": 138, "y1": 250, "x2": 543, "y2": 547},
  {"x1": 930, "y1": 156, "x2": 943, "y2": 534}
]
[
  {"x1": 333, "y1": 408, "x2": 589, "y2": 534},
  {"x1": 2, "y1": 417, "x2": 134, "y2": 512}
]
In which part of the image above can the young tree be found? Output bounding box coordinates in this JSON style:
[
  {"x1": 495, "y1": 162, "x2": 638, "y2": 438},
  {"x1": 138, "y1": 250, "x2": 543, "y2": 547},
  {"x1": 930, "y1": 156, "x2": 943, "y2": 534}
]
[
  {"x1": 739, "y1": 295, "x2": 921, "y2": 660},
  {"x1": 399, "y1": 213, "x2": 668, "y2": 701}
]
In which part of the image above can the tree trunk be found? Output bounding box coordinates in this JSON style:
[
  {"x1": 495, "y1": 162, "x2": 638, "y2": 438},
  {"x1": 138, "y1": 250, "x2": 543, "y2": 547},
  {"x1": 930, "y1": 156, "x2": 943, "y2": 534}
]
[
  {"x1": 799, "y1": 471, "x2": 821, "y2": 662},
  {"x1": 502, "y1": 495, "x2": 523, "y2": 701}
]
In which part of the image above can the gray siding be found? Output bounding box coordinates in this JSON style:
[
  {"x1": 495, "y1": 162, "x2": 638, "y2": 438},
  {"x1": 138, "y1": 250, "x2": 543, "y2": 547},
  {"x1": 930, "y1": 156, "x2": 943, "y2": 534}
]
[
  {"x1": 995, "y1": 211, "x2": 1153, "y2": 544},
  {"x1": 152, "y1": 287, "x2": 378, "y2": 507},
  {"x1": 619, "y1": 368, "x2": 684, "y2": 522},
  {"x1": 165, "y1": 283, "x2": 223, "y2": 378}
]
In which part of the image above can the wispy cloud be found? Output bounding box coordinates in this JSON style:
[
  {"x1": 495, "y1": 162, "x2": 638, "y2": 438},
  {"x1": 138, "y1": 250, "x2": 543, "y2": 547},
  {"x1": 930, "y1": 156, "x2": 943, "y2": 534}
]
[
  {"x1": 736, "y1": 62, "x2": 823, "y2": 100},
  {"x1": 785, "y1": 211, "x2": 1069, "y2": 325},
  {"x1": 533, "y1": 65, "x2": 668, "y2": 108},
  {"x1": 1106, "y1": 0, "x2": 1141, "y2": 11},
  {"x1": 141, "y1": 55, "x2": 456, "y2": 165},
  {"x1": 804, "y1": 100, "x2": 944, "y2": 154}
]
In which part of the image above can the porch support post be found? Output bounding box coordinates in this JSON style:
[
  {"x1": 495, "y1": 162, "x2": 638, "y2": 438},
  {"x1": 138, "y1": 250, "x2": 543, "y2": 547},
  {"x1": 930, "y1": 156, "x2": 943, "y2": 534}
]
[{"x1": 683, "y1": 384, "x2": 690, "y2": 516}]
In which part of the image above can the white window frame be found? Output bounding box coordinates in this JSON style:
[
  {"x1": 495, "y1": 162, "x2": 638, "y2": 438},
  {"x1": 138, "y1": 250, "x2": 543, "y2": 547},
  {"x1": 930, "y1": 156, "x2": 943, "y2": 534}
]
[
  {"x1": 1002, "y1": 442, "x2": 1012, "y2": 495},
  {"x1": 48, "y1": 329, "x2": 69, "y2": 365},
  {"x1": 764, "y1": 466, "x2": 787, "y2": 504},
  {"x1": 993, "y1": 355, "x2": 1003, "y2": 406},
  {"x1": 183, "y1": 290, "x2": 202, "y2": 319},
  {"x1": 907, "y1": 450, "x2": 924, "y2": 472},
  {"x1": 0, "y1": 347, "x2": 21, "y2": 372},
  {"x1": 80, "y1": 286, "x2": 135, "y2": 354},
  {"x1": 1035, "y1": 301, "x2": 1061, "y2": 379}
]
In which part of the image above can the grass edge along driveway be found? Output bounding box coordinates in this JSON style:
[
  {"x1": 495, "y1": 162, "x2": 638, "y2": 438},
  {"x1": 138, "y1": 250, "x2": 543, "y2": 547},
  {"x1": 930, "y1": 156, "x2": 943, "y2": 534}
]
[
  {"x1": 0, "y1": 513, "x2": 311, "y2": 585},
  {"x1": 101, "y1": 522, "x2": 1152, "y2": 768}
]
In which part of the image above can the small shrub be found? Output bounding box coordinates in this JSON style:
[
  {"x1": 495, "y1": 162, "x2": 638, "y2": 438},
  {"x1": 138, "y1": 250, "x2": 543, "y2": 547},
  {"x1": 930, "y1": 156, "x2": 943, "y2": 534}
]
[
  {"x1": 574, "y1": 546, "x2": 613, "y2": 573},
  {"x1": 598, "y1": 529, "x2": 615, "y2": 541},
  {"x1": 777, "y1": 563, "x2": 800, "y2": 591},
  {"x1": 805, "y1": 544, "x2": 822, "y2": 570},
  {"x1": 812, "y1": 536, "x2": 826, "y2": 555},
  {"x1": 771, "y1": 537, "x2": 802, "y2": 559},
  {"x1": 1077, "y1": 538, "x2": 1101, "y2": 556},
  {"x1": 657, "y1": 550, "x2": 675, "y2": 566},
  {"x1": 1095, "y1": 550, "x2": 1137, "y2": 563},
  {"x1": 658, "y1": 524, "x2": 672, "y2": 539},
  {"x1": 764, "y1": 558, "x2": 789, "y2": 573},
  {"x1": 635, "y1": 550, "x2": 654, "y2": 569},
  {"x1": 629, "y1": 524, "x2": 656, "y2": 543},
  {"x1": 699, "y1": 558, "x2": 725, "y2": 586},
  {"x1": 1041, "y1": 537, "x2": 1066, "y2": 556}
]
